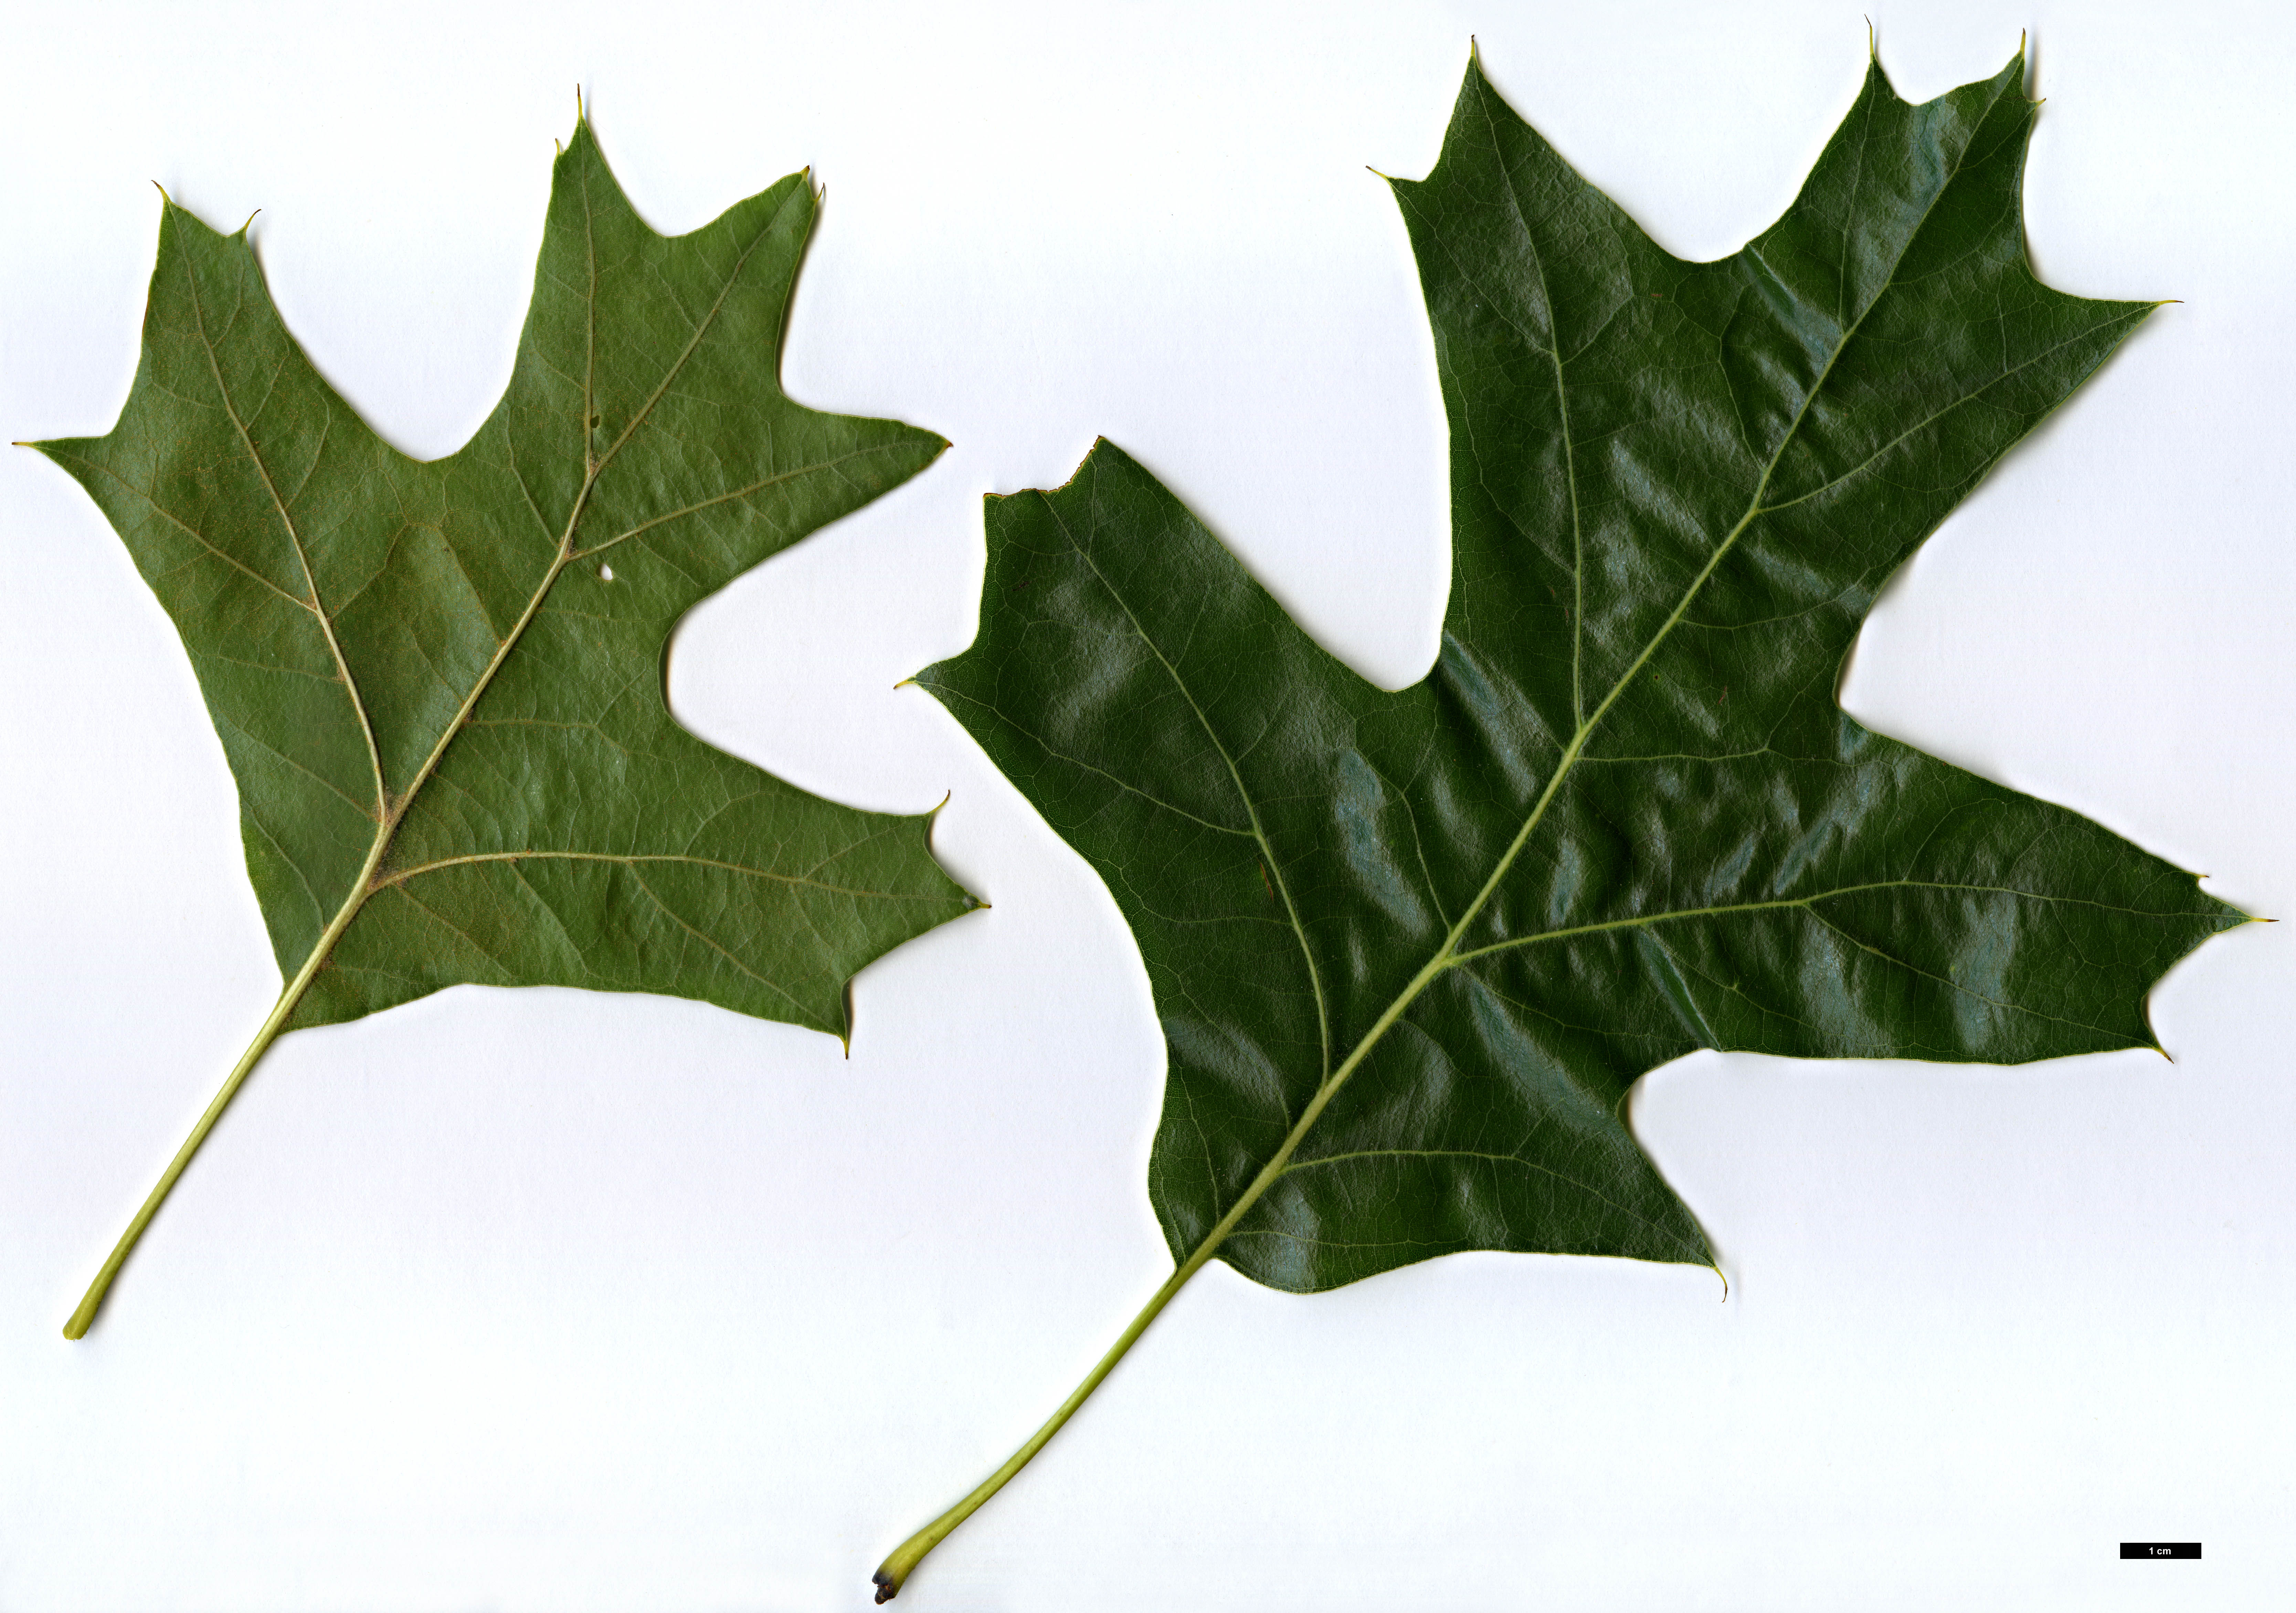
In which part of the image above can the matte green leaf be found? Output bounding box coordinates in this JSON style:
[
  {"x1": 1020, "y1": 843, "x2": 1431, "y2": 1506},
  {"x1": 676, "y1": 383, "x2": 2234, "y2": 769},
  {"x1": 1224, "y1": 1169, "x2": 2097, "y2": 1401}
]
[
  {"x1": 919, "y1": 47, "x2": 2244, "y2": 1294},
  {"x1": 36, "y1": 116, "x2": 979, "y2": 1335}
]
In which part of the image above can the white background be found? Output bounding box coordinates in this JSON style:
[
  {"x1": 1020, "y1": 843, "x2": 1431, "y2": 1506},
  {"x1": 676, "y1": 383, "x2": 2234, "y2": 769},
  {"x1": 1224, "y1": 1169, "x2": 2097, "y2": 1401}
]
[{"x1": 3, "y1": 1, "x2": 2290, "y2": 1608}]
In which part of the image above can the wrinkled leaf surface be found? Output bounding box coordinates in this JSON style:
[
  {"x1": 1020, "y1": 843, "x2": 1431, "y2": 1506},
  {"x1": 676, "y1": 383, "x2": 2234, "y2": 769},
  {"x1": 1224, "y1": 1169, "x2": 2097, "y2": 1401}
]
[{"x1": 919, "y1": 50, "x2": 2243, "y2": 1292}]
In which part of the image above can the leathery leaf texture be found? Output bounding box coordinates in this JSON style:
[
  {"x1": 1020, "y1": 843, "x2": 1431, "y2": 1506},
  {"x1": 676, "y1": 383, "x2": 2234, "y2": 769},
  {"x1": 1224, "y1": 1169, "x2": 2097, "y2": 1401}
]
[
  {"x1": 920, "y1": 49, "x2": 2245, "y2": 1294},
  {"x1": 36, "y1": 112, "x2": 982, "y2": 1336},
  {"x1": 39, "y1": 118, "x2": 976, "y2": 1039}
]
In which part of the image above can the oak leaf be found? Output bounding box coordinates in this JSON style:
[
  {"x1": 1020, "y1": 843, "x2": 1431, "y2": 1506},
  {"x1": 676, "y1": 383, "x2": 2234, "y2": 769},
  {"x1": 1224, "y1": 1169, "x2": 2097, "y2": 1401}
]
[
  {"x1": 35, "y1": 116, "x2": 978, "y2": 1338},
  {"x1": 876, "y1": 42, "x2": 2246, "y2": 1599}
]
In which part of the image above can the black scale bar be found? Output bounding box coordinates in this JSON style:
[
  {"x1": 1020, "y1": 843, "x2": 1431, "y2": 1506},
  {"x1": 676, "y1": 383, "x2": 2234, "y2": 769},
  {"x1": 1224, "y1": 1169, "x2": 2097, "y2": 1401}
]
[{"x1": 2121, "y1": 1543, "x2": 2201, "y2": 1559}]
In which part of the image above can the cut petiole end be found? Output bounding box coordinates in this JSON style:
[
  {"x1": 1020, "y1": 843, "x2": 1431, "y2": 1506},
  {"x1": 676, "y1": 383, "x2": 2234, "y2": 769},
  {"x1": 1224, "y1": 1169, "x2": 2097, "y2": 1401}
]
[
  {"x1": 57, "y1": 960, "x2": 330, "y2": 1341},
  {"x1": 872, "y1": 1513, "x2": 958, "y2": 1602},
  {"x1": 62, "y1": 1197, "x2": 155, "y2": 1339}
]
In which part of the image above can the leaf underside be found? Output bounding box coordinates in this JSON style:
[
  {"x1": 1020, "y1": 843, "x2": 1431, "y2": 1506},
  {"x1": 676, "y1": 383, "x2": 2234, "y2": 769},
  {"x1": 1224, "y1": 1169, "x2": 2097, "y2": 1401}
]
[
  {"x1": 919, "y1": 48, "x2": 2245, "y2": 1293},
  {"x1": 40, "y1": 120, "x2": 978, "y2": 1045}
]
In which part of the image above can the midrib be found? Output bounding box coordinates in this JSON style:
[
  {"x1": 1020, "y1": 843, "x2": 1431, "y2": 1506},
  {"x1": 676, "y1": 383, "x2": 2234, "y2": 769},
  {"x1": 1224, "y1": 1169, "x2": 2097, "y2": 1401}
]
[
  {"x1": 1198, "y1": 102, "x2": 2006, "y2": 1237},
  {"x1": 863, "y1": 65, "x2": 2049, "y2": 1592},
  {"x1": 237, "y1": 179, "x2": 795, "y2": 1016},
  {"x1": 64, "y1": 162, "x2": 812, "y2": 1341}
]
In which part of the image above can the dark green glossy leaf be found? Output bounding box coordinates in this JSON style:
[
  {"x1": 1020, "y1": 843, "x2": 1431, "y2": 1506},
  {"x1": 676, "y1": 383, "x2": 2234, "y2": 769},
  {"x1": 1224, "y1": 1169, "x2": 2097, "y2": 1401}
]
[
  {"x1": 36, "y1": 117, "x2": 978, "y2": 1333},
  {"x1": 919, "y1": 48, "x2": 2245, "y2": 1295}
]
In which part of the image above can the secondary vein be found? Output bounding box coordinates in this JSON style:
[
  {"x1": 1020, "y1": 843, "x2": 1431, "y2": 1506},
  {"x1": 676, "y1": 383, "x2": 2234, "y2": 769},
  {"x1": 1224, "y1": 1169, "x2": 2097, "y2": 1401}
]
[
  {"x1": 182, "y1": 224, "x2": 388, "y2": 823},
  {"x1": 1041, "y1": 486, "x2": 1336, "y2": 1085},
  {"x1": 1238, "y1": 70, "x2": 2021, "y2": 1181}
]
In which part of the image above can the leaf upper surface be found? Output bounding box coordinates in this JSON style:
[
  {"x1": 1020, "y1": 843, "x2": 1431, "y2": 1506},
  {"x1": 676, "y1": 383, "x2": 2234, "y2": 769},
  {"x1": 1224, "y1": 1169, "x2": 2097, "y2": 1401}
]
[
  {"x1": 40, "y1": 119, "x2": 978, "y2": 1043},
  {"x1": 918, "y1": 50, "x2": 2245, "y2": 1293}
]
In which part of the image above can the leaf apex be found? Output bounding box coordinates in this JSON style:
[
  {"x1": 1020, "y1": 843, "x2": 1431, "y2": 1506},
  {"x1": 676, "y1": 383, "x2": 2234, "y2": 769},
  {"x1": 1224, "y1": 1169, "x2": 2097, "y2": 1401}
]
[{"x1": 1457, "y1": 37, "x2": 1493, "y2": 95}]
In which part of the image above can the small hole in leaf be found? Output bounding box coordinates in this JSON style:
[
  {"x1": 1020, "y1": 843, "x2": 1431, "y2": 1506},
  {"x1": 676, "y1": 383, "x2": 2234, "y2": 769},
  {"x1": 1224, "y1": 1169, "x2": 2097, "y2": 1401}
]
[{"x1": 599, "y1": 563, "x2": 614, "y2": 581}]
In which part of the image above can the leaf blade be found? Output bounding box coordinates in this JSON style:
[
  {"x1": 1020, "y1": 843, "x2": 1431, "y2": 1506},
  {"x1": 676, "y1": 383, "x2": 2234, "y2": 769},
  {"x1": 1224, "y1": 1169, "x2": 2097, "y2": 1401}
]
[
  {"x1": 921, "y1": 49, "x2": 2244, "y2": 1299},
  {"x1": 36, "y1": 113, "x2": 979, "y2": 1330}
]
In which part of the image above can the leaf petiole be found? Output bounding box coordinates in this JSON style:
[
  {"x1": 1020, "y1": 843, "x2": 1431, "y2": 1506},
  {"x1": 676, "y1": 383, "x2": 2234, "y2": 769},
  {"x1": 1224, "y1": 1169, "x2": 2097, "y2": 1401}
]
[
  {"x1": 872, "y1": 946, "x2": 1456, "y2": 1599},
  {"x1": 869, "y1": 1248, "x2": 1198, "y2": 1602},
  {"x1": 62, "y1": 827, "x2": 389, "y2": 1340}
]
